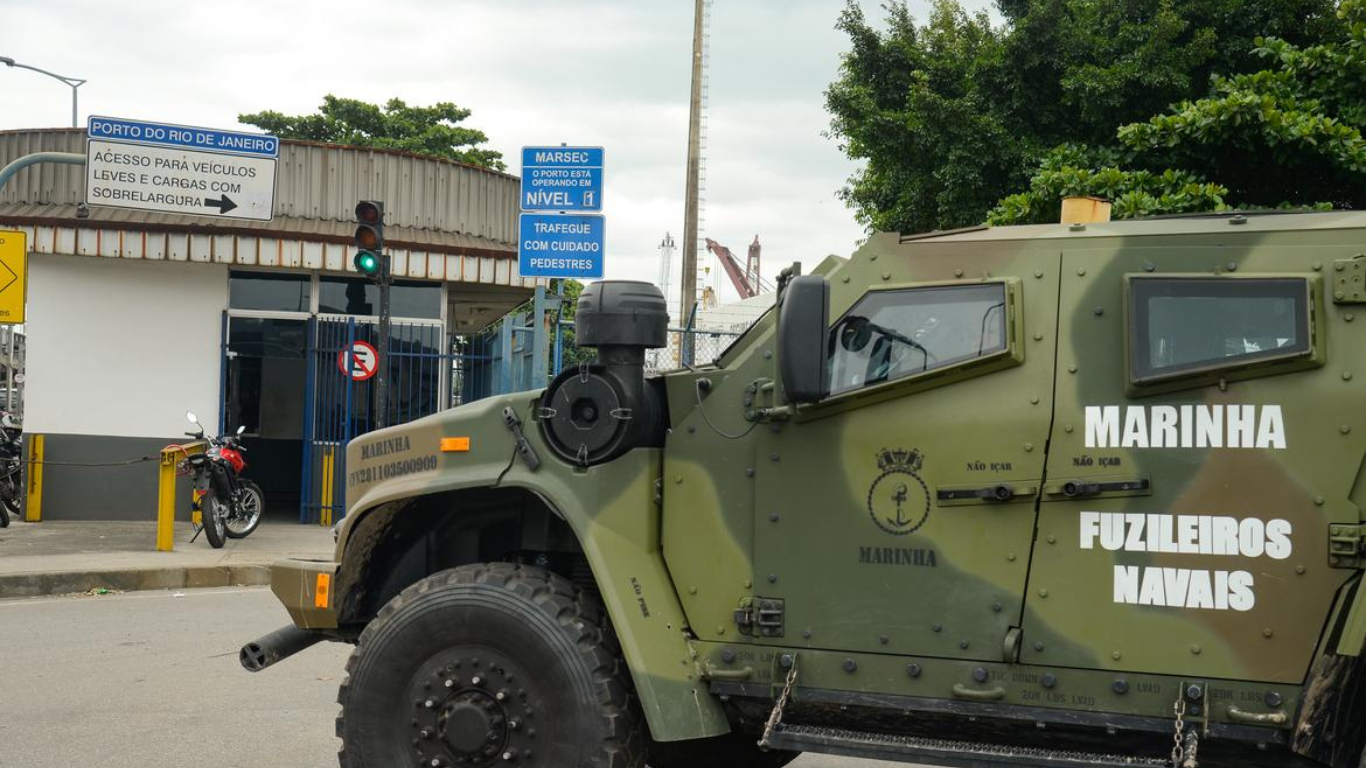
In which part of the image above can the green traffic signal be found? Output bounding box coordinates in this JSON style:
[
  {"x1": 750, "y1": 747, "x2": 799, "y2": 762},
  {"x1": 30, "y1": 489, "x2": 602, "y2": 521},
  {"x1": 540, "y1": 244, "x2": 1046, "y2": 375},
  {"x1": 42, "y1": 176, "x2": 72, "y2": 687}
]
[{"x1": 354, "y1": 250, "x2": 380, "y2": 275}]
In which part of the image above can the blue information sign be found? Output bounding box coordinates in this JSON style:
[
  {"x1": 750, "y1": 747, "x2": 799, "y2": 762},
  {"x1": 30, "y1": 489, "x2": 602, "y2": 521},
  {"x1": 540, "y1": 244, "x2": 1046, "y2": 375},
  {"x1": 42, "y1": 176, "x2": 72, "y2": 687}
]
[
  {"x1": 518, "y1": 213, "x2": 605, "y2": 279},
  {"x1": 87, "y1": 115, "x2": 279, "y2": 158},
  {"x1": 520, "y1": 146, "x2": 603, "y2": 212}
]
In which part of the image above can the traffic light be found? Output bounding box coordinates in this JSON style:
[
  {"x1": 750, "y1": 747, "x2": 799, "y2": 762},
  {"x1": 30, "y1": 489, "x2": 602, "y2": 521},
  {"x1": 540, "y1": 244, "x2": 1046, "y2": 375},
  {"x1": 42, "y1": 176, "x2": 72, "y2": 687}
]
[{"x1": 353, "y1": 200, "x2": 385, "y2": 279}]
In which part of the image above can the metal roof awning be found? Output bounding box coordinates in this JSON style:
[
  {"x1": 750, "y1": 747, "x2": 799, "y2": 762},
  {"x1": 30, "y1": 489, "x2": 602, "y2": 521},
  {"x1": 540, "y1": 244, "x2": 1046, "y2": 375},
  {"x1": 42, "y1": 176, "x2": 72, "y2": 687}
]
[{"x1": 0, "y1": 129, "x2": 549, "y2": 320}]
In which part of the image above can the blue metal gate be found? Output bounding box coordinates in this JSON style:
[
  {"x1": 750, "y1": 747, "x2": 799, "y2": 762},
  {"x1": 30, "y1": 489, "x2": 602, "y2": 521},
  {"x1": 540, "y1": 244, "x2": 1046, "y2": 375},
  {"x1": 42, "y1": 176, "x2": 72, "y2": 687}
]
[
  {"x1": 300, "y1": 317, "x2": 455, "y2": 525},
  {"x1": 297, "y1": 286, "x2": 557, "y2": 525}
]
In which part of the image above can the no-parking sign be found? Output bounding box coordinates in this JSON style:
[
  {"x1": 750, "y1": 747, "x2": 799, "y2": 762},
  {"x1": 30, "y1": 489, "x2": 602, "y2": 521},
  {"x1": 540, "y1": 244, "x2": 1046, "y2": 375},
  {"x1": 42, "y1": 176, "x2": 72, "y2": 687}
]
[{"x1": 338, "y1": 341, "x2": 379, "y2": 381}]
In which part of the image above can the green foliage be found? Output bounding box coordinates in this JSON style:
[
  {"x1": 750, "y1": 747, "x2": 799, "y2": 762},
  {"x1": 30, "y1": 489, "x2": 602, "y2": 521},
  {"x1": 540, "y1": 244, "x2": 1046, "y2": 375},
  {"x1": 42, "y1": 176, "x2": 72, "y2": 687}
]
[
  {"x1": 828, "y1": 1, "x2": 1026, "y2": 235},
  {"x1": 240, "y1": 95, "x2": 504, "y2": 171},
  {"x1": 507, "y1": 279, "x2": 593, "y2": 372},
  {"x1": 986, "y1": 146, "x2": 1230, "y2": 225},
  {"x1": 827, "y1": 0, "x2": 1337, "y2": 233},
  {"x1": 1117, "y1": 0, "x2": 1366, "y2": 209},
  {"x1": 550, "y1": 279, "x2": 596, "y2": 371}
]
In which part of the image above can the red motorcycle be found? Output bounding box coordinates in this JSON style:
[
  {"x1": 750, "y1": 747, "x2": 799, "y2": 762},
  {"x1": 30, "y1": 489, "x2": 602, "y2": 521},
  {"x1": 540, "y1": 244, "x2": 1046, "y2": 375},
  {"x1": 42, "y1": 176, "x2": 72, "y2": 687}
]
[{"x1": 182, "y1": 411, "x2": 264, "y2": 549}]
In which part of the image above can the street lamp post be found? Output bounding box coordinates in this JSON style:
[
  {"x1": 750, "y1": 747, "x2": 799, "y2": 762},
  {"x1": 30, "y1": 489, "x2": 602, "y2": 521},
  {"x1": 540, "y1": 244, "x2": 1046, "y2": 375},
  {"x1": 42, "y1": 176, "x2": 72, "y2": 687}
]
[{"x1": 0, "y1": 56, "x2": 86, "y2": 128}]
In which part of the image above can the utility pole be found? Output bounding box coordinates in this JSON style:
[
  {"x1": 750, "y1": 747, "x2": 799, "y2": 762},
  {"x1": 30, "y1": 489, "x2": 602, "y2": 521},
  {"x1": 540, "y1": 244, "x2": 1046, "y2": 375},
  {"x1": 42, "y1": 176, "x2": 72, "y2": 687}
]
[{"x1": 680, "y1": 0, "x2": 706, "y2": 362}]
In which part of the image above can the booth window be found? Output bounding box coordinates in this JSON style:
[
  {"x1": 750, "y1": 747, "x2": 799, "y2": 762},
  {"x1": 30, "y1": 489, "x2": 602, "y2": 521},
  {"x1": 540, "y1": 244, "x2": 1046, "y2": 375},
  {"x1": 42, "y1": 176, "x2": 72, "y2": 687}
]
[
  {"x1": 1129, "y1": 277, "x2": 1311, "y2": 383},
  {"x1": 318, "y1": 277, "x2": 441, "y2": 319},
  {"x1": 828, "y1": 283, "x2": 1008, "y2": 396},
  {"x1": 229, "y1": 271, "x2": 310, "y2": 312}
]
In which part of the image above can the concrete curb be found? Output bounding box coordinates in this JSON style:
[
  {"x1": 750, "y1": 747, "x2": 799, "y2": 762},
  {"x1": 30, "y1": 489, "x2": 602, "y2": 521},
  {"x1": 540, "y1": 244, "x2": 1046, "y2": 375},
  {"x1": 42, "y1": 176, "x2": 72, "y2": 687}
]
[{"x1": 0, "y1": 564, "x2": 272, "y2": 598}]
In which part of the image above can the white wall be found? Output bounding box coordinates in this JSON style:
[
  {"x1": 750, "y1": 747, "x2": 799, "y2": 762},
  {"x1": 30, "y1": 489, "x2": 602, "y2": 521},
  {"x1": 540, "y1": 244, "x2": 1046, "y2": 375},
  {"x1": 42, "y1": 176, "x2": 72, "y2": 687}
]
[{"x1": 26, "y1": 254, "x2": 227, "y2": 438}]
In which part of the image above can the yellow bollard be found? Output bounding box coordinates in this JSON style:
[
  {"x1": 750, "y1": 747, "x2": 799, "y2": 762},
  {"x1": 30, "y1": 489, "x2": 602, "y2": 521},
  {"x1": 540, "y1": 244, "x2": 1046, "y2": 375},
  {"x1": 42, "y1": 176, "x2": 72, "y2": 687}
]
[
  {"x1": 24, "y1": 433, "x2": 43, "y2": 522},
  {"x1": 157, "y1": 441, "x2": 205, "y2": 552},
  {"x1": 319, "y1": 445, "x2": 335, "y2": 528}
]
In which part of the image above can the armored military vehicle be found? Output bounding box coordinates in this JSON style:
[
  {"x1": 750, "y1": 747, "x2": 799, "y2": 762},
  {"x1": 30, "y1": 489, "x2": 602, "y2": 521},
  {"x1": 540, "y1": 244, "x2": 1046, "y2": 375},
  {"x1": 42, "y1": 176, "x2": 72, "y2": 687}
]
[{"x1": 243, "y1": 210, "x2": 1366, "y2": 768}]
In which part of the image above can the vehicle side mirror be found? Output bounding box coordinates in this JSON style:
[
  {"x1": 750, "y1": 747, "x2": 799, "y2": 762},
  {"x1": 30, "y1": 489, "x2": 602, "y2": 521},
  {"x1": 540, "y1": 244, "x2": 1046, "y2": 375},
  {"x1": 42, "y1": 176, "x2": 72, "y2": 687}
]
[
  {"x1": 777, "y1": 275, "x2": 830, "y2": 404},
  {"x1": 186, "y1": 410, "x2": 199, "y2": 425},
  {"x1": 236, "y1": 425, "x2": 246, "y2": 436}
]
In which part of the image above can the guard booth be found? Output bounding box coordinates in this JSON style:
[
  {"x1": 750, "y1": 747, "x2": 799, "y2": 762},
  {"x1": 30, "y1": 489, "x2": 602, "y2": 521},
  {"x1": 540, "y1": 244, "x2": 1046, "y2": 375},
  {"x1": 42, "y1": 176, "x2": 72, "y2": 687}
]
[{"x1": 0, "y1": 127, "x2": 550, "y2": 524}]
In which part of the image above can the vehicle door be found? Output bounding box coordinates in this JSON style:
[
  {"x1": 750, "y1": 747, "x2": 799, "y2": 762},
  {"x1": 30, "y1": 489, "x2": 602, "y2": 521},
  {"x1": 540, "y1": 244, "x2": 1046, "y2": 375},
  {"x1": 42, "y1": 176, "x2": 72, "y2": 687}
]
[
  {"x1": 750, "y1": 244, "x2": 1060, "y2": 662},
  {"x1": 1024, "y1": 241, "x2": 1359, "y2": 686}
]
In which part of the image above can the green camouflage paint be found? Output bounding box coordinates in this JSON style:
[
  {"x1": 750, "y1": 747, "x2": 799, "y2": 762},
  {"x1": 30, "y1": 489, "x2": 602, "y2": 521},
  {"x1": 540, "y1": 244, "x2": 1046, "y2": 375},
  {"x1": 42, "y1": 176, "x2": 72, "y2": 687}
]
[{"x1": 267, "y1": 211, "x2": 1366, "y2": 750}]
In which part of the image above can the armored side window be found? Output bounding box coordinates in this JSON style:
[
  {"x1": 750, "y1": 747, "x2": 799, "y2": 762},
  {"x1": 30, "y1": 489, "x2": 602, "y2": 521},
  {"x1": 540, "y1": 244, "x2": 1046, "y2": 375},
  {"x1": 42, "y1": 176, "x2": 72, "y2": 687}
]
[
  {"x1": 827, "y1": 283, "x2": 1008, "y2": 396},
  {"x1": 1128, "y1": 277, "x2": 1313, "y2": 384}
]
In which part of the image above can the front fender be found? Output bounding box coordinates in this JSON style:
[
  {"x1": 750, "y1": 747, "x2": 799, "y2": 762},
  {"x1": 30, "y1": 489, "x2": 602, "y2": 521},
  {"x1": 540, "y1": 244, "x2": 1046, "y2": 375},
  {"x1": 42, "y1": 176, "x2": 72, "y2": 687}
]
[
  {"x1": 334, "y1": 393, "x2": 729, "y2": 742},
  {"x1": 335, "y1": 393, "x2": 529, "y2": 556},
  {"x1": 498, "y1": 441, "x2": 730, "y2": 742}
]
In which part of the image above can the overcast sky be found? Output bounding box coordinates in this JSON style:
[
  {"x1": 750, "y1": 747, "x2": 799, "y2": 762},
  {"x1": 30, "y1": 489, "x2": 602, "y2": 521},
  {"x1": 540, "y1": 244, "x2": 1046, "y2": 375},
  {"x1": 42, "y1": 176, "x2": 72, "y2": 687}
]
[{"x1": 1, "y1": 0, "x2": 993, "y2": 309}]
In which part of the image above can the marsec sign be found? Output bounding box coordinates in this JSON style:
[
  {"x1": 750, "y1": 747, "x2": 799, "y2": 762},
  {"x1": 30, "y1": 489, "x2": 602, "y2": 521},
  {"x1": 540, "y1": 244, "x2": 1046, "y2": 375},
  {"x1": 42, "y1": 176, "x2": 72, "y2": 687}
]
[
  {"x1": 518, "y1": 144, "x2": 606, "y2": 279},
  {"x1": 520, "y1": 146, "x2": 603, "y2": 212},
  {"x1": 85, "y1": 116, "x2": 278, "y2": 222}
]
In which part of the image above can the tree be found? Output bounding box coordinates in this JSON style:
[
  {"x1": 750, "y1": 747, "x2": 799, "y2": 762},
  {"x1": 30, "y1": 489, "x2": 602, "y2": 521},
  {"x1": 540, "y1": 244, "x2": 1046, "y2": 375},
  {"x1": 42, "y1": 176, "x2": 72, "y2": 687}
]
[
  {"x1": 989, "y1": 0, "x2": 1366, "y2": 224},
  {"x1": 239, "y1": 96, "x2": 504, "y2": 171},
  {"x1": 827, "y1": 1, "x2": 1022, "y2": 235},
  {"x1": 985, "y1": 145, "x2": 1231, "y2": 224},
  {"x1": 826, "y1": 0, "x2": 1338, "y2": 234},
  {"x1": 549, "y1": 279, "x2": 595, "y2": 371}
]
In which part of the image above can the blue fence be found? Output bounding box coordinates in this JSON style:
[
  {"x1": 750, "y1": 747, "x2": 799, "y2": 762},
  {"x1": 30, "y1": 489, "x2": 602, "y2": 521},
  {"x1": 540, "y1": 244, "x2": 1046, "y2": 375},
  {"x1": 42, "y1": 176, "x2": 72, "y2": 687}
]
[
  {"x1": 300, "y1": 317, "x2": 500, "y2": 526},
  {"x1": 292, "y1": 286, "x2": 743, "y2": 525}
]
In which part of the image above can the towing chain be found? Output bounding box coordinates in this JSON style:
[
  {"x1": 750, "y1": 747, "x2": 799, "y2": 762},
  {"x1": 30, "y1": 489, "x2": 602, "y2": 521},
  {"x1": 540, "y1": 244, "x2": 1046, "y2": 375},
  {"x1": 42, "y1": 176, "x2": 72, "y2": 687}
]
[
  {"x1": 759, "y1": 656, "x2": 799, "y2": 750},
  {"x1": 1170, "y1": 697, "x2": 1200, "y2": 768}
]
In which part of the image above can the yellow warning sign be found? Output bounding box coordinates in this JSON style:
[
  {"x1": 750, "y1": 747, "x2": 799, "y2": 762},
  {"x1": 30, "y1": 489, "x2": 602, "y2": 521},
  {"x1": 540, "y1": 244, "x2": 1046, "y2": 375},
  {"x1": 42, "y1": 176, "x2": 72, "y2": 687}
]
[{"x1": 0, "y1": 230, "x2": 27, "y2": 325}]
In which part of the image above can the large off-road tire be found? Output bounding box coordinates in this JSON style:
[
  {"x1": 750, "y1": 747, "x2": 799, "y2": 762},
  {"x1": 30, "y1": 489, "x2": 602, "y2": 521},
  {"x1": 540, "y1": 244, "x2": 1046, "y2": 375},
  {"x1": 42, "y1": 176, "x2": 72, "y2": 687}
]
[
  {"x1": 201, "y1": 492, "x2": 226, "y2": 549},
  {"x1": 224, "y1": 480, "x2": 263, "y2": 539},
  {"x1": 647, "y1": 731, "x2": 800, "y2": 768},
  {"x1": 337, "y1": 563, "x2": 646, "y2": 768},
  {"x1": 0, "y1": 500, "x2": 8, "y2": 528}
]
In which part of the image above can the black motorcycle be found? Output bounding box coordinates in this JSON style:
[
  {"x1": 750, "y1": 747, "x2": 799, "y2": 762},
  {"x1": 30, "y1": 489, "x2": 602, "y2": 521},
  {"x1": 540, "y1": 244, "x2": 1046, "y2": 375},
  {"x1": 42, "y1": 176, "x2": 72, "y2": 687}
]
[
  {"x1": 0, "y1": 415, "x2": 21, "y2": 528},
  {"x1": 182, "y1": 411, "x2": 264, "y2": 548}
]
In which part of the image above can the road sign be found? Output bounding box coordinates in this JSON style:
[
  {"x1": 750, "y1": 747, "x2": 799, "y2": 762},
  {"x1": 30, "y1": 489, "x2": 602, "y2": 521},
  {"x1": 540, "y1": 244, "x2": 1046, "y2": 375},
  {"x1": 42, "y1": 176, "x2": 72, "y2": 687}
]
[
  {"x1": 0, "y1": 230, "x2": 28, "y2": 325},
  {"x1": 518, "y1": 213, "x2": 605, "y2": 279},
  {"x1": 520, "y1": 146, "x2": 603, "y2": 212},
  {"x1": 85, "y1": 116, "x2": 279, "y2": 221},
  {"x1": 338, "y1": 341, "x2": 379, "y2": 381}
]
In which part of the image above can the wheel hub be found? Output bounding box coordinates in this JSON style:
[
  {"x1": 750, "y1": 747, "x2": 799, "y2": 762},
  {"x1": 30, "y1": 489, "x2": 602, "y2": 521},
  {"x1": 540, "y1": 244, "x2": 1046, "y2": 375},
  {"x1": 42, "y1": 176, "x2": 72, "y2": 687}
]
[
  {"x1": 440, "y1": 691, "x2": 506, "y2": 757},
  {"x1": 409, "y1": 654, "x2": 535, "y2": 767}
]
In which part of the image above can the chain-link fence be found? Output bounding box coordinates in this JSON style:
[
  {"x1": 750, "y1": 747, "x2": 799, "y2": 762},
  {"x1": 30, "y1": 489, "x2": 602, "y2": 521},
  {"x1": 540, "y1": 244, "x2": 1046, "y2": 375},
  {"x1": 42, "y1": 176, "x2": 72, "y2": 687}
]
[
  {"x1": 644, "y1": 329, "x2": 741, "y2": 374},
  {"x1": 553, "y1": 322, "x2": 740, "y2": 376}
]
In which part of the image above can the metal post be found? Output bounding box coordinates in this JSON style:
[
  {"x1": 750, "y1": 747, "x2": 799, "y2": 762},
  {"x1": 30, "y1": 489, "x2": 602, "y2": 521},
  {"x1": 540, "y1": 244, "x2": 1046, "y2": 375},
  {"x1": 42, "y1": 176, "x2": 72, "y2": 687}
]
[
  {"x1": 679, "y1": 0, "x2": 705, "y2": 363},
  {"x1": 531, "y1": 286, "x2": 549, "y2": 387},
  {"x1": 682, "y1": 301, "x2": 700, "y2": 368},
  {"x1": 375, "y1": 254, "x2": 392, "y2": 429},
  {"x1": 0, "y1": 152, "x2": 84, "y2": 195},
  {"x1": 5, "y1": 327, "x2": 12, "y2": 416},
  {"x1": 499, "y1": 320, "x2": 514, "y2": 395},
  {"x1": 0, "y1": 57, "x2": 86, "y2": 128},
  {"x1": 552, "y1": 279, "x2": 564, "y2": 375}
]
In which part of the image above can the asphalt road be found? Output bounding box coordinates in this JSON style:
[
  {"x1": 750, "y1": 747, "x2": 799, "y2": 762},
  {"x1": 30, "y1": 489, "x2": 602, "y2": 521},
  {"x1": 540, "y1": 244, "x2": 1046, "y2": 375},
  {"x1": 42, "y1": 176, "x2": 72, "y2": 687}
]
[{"x1": 0, "y1": 587, "x2": 894, "y2": 768}]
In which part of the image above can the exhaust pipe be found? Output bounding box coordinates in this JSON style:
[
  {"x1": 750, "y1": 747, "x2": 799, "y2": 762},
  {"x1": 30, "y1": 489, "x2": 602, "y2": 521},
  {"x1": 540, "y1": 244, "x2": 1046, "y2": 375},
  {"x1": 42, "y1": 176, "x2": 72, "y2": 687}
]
[{"x1": 240, "y1": 624, "x2": 326, "y2": 672}]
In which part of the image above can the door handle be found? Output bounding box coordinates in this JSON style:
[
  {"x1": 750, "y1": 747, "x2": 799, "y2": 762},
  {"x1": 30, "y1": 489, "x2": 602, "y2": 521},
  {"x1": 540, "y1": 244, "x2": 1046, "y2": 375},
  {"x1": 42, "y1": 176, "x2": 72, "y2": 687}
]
[
  {"x1": 1045, "y1": 476, "x2": 1151, "y2": 498},
  {"x1": 936, "y1": 484, "x2": 1038, "y2": 504}
]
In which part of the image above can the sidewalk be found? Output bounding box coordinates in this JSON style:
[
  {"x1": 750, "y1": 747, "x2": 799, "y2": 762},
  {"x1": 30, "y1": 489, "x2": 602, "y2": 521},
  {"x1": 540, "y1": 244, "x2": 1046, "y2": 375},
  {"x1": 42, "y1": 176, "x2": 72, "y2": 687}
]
[{"x1": 0, "y1": 517, "x2": 335, "y2": 598}]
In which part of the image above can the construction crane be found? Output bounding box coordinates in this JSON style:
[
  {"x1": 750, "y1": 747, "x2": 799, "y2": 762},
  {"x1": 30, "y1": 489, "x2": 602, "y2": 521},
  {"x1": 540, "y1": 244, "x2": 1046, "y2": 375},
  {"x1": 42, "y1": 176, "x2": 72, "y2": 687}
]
[{"x1": 704, "y1": 235, "x2": 772, "y2": 299}]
